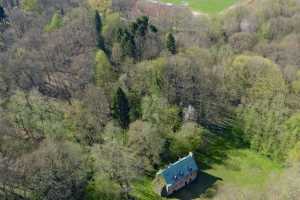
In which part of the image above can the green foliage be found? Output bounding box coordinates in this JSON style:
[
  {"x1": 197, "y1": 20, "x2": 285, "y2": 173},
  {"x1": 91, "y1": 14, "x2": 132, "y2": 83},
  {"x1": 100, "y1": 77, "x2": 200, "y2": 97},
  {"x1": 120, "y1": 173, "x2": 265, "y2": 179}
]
[
  {"x1": 226, "y1": 55, "x2": 287, "y2": 104},
  {"x1": 113, "y1": 16, "x2": 158, "y2": 59},
  {"x1": 131, "y1": 178, "x2": 166, "y2": 200},
  {"x1": 284, "y1": 113, "x2": 300, "y2": 142},
  {"x1": 291, "y1": 71, "x2": 300, "y2": 94},
  {"x1": 94, "y1": 50, "x2": 115, "y2": 92},
  {"x1": 149, "y1": 24, "x2": 158, "y2": 33},
  {"x1": 21, "y1": 0, "x2": 40, "y2": 12},
  {"x1": 292, "y1": 80, "x2": 300, "y2": 94},
  {"x1": 258, "y1": 22, "x2": 271, "y2": 40},
  {"x1": 87, "y1": 0, "x2": 111, "y2": 13},
  {"x1": 229, "y1": 32, "x2": 257, "y2": 53},
  {"x1": 287, "y1": 142, "x2": 300, "y2": 163},
  {"x1": 161, "y1": 47, "x2": 223, "y2": 125},
  {"x1": 230, "y1": 56, "x2": 288, "y2": 159},
  {"x1": 102, "y1": 121, "x2": 123, "y2": 142},
  {"x1": 44, "y1": 13, "x2": 63, "y2": 32},
  {"x1": 91, "y1": 142, "x2": 139, "y2": 199},
  {"x1": 85, "y1": 175, "x2": 121, "y2": 200},
  {"x1": 127, "y1": 121, "x2": 165, "y2": 172},
  {"x1": 166, "y1": 33, "x2": 176, "y2": 54},
  {"x1": 136, "y1": 16, "x2": 149, "y2": 37},
  {"x1": 6, "y1": 90, "x2": 72, "y2": 140},
  {"x1": 117, "y1": 28, "x2": 136, "y2": 58},
  {"x1": 128, "y1": 58, "x2": 165, "y2": 96},
  {"x1": 65, "y1": 86, "x2": 110, "y2": 145},
  {"x1": 3, "y1": 1, "x2": 300, "y2": 199},
  {"x1": 103, "y1": 13, "x2": 122, "y2": 43},
  {"x1": 283, "y1": 113, "x2": 300, "y2": 160},
  {"x1": 170, "y1": 122, "x2": 204, "y2": 158},
  {"x1": 25, "y1": 139, "x2": 88, "y2": 200},
  {"x1": 112, "y1": 88, "x2": 130, "y2": 129},
  {"x1": 141, "y1": 95, "x2": 181, "y2": 133}
]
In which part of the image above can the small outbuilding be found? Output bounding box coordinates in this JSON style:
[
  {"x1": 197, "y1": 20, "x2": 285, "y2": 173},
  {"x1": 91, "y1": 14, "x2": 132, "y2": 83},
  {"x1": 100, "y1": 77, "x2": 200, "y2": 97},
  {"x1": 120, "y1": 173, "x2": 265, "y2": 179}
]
[{"x1": 156, "y1": 152, "x2": 198, "y2": 196}]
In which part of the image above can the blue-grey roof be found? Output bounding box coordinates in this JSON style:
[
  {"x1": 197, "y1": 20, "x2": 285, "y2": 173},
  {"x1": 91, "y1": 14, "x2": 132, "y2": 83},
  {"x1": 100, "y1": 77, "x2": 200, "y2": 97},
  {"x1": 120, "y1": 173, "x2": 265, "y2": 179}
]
[{"x1": 157, "y1": 152, "x2": 198, "y2": 186}]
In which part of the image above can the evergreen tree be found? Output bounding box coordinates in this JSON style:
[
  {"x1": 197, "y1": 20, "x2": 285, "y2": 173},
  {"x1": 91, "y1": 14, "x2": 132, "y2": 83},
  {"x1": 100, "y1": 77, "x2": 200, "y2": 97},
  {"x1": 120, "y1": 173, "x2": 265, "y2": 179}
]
[
  {"x1": 120, "y1": 30, "x2": 136, "y2": 58},
  {"x1": 95, "y1": 10, "x2": 105, "y2": 50},
  {"x1": 95, "y1": 10, "x2": 102, "y2": 34},
  {"x1": 112, "y1": 88, "x2": 130, "y2": 129},
  {"x1": 136, "y1": 16, "x2": 149, "y2": 37},
  {"x1": 166, "y1": 33, "x2": 176, "y2": 55},
  {"x1": 0, "y1": 5, "x2": 6, "y2": 23},
  {"x1": 149, "y1": 24, "x2": 158, "y2": 33}
]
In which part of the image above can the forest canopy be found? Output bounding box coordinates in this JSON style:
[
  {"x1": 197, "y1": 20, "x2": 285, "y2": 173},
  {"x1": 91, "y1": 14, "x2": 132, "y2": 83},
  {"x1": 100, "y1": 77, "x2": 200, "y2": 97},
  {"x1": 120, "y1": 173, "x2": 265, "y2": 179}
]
[{"x1": 0, "y1": 0, "x2": 300, "y2": 199}]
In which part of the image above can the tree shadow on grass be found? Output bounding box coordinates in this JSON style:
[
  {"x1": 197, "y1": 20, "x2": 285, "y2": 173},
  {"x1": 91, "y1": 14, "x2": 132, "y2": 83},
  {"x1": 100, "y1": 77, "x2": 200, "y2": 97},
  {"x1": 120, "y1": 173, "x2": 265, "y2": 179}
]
[
  {"x1": 168, "y1": 171, "x2": 222, "y2": 200},
  {"x1": 196, "y1": 125, "x2": 249, "y2": 170}
]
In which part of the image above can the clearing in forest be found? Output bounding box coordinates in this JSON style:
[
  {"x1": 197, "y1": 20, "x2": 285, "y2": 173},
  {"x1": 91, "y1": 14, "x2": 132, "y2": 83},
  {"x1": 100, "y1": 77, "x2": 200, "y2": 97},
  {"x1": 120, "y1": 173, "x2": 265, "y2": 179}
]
[
  {"x1": 132, "y1": 149, "x2": 282, "y2": 200},
  {"x1": 131, "y1": 130, "x2": 282, "y2": 200}
]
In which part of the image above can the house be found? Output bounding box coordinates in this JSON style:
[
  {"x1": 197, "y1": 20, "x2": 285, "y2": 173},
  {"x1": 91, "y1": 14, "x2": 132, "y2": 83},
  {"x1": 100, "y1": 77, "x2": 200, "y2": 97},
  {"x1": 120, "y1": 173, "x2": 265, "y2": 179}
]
[{"x1": 156, "y1": 152, "x2": 198, "y2": 196}]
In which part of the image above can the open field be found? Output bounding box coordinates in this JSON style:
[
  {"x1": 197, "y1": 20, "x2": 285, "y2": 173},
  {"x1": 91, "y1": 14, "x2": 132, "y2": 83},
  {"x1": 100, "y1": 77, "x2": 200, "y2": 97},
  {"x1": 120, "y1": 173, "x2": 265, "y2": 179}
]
[
  {"x1": 206, "y1": 149, "x2": 282, "y2": 188},
  {"x1": 160, "y1": 0, "x2": 240, "y2": 14}
]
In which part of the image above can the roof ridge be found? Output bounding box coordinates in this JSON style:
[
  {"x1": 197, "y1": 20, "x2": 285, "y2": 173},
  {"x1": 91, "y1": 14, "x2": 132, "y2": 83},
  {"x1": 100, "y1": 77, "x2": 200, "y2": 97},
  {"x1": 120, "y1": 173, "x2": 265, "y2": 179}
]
[
  {"x1": 168, "y1": 152, "x2": 193, "y2": 167},
  {"x1": 157, "y1": 152, "x2": 198, "y2": 186}
]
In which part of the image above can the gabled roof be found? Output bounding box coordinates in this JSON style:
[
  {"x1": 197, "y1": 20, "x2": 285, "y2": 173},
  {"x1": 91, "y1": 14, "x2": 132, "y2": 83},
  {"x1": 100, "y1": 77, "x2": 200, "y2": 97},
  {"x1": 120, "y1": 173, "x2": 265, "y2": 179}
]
[{"x1": 157, "y1": 152, "x2": 198, "y2": 187}]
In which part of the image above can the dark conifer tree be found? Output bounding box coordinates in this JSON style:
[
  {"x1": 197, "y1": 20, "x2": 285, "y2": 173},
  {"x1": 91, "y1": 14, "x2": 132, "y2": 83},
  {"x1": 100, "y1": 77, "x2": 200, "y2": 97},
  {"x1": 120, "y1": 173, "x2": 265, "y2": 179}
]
[
  {"x1": 136, "y1": 16, "x2": 149, "y2": 37},
  {"x1": 95, "y1": 10, "x2": 102, "y2": 34},
  {"x1": 0, "y1": 6, "x2": 6, "y2": 23},
  {"x1": 112, "y1": 87, "x2": 130, "y2": 129},
  {"x1": 149, "y1": 24, "x2": 158, "y2": 33},
  {"x1": 120, "y1": 30, "x2": 136, "y2": 58},
  {"x1": 130, "y1": 22, "x2": 138, "y2": 35},
  {"x1": 95, "y1": 10, "x2": 105, "y2": 50},
  {"x1": 166, "y1": 33, "x2": 176, "y2": 55}
]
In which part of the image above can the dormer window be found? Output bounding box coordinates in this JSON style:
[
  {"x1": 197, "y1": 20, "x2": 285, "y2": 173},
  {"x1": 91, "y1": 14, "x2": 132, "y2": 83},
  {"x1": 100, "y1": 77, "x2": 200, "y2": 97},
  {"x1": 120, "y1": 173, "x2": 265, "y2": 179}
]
[
  {"x1": 179, "y1": 170, "x2": 184, "y2": 176},
  {"x1": 157, "y1": 152, "x2": 198, "y2": 196}
]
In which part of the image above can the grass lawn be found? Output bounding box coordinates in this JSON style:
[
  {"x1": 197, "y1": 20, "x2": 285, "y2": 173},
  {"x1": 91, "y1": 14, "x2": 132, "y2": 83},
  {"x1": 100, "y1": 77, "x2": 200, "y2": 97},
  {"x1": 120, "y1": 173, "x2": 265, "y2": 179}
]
[
  {"x1": 131, "y1": 127, "x2": 283, "y2": 200},
  {"x1": 160, "y1": 0, "x2": 240, "y2": 14},
  {"x1": 206, "y1": 149, "x2": 282, "y2": 189},
  {"x1": 131, "y1": 124, "x2": 282, "y2": 200},
  {"x1": 132, "y1": 149, "x2": 282, "y2": 200}
]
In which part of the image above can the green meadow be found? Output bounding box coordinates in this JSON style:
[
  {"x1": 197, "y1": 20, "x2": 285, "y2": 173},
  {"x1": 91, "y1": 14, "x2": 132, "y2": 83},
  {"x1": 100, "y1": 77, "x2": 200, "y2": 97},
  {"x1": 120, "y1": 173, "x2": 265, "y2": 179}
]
[{"x1": 160, "y1": 0, "x2": 240, "y2": 14}]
